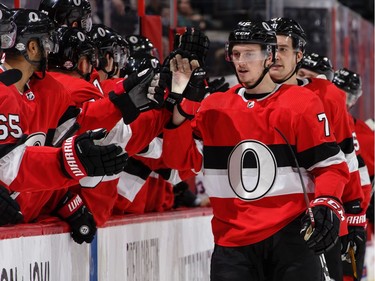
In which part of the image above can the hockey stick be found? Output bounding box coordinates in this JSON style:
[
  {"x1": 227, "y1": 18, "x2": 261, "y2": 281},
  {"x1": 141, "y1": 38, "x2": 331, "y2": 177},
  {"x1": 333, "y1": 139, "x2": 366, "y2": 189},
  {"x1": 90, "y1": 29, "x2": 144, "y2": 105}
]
[
  {"x1": 348, "y1": 244, "x2": 358, "y2": 281},
  {"x1": 275, "y1": 127, "x2": 333, "y2": 281}
]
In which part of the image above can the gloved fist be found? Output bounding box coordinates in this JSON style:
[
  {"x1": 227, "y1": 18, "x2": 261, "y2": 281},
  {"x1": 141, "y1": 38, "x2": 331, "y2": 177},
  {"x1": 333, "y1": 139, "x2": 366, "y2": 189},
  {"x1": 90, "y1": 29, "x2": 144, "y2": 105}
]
[
  {"x1": 0, "y1": 185, "x2": 23, "y2": 225},
  {"x1": 56, "y1": 191, "x2": 96, "y2": 244},
  {"x1": 300, "y1": 197, "x2": 345, "y2": 254},
  {"x1": 341, "y1": 200, "x2": 367, "y2": 262},
  {"x1": 62, "y1": 129, "x2": 128, "y2": 180},
  {"x1": 110, "y1": 57, "x2": 159, "y2": 124}
]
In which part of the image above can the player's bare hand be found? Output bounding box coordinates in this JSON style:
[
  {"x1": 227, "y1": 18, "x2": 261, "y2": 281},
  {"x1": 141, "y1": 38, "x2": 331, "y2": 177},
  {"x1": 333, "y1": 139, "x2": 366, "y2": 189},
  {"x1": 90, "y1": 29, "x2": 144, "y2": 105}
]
[{"x1": 170, "y1": 51, "x2": 200, "y2": 94}]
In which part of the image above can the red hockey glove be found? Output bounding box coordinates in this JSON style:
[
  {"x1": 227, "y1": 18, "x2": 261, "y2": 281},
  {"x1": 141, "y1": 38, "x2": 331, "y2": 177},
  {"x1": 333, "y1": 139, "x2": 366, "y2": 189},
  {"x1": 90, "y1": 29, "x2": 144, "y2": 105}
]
[
  {"x1": 61, "y1": 129, "x2": 128, "y2": 180},
  {"x1": 0, "y1": 185, "x2": 23, "y2": 226},
  {"x1": 56, "y1": 191, "x2": 96, "y2": 244},
  {"x1": 300, "y1": 197, "x2": 345, "y2": 254},
  {"x1": 341, "y1": 200, "x2": 367, "y2": 263}
]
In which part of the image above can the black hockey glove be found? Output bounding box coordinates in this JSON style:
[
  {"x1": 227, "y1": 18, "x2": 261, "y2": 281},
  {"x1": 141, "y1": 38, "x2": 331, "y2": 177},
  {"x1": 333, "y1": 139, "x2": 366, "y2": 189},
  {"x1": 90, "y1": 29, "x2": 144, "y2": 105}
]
[
  {"x1": 56, "y1": 191, "x2": 97, "y2": 244},
  {"x1": 173, "y1": 181, "x2": 201, "y2": 208},
  {"x1": 0, "y1": 185, "x2": 23, "y2": 226},
  {"x1": 341, "y1": 200, "x2": 367, "y2": 263},
  {"x1": 207, "y1": 77, "x2": 230, "y2": 93},
  {"x1": 109, "y1": 64, "x2": 158, "y2": 124},
  {"x1": 300, "y1": 197, "x2": 345, "y2": 254},
  {"x1": 61, "y1": 129, "x2": 128, "y2": 180}
]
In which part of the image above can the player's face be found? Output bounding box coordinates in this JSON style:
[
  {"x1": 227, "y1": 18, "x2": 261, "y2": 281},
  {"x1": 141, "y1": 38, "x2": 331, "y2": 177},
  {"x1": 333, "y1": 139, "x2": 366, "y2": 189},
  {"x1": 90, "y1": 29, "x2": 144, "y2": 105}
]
[
  {"x1": 269, "y1": 35, "x2": 301, "y2": 81},
  {"x1": 232, "y1": 44, "x2": 268, "y2": 86},
  {"x1": 297, "y1": 68, "x2": 319, "y2": 80}
]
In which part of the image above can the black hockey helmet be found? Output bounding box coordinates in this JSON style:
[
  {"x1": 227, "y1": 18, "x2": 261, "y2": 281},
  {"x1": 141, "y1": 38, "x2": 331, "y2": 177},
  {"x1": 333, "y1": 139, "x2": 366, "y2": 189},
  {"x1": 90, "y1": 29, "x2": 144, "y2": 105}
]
[
  {"x1": 121, "y1": 52, "x2": 160, "y2": 78},
  {"x1": 89, "y1": 24, "x2": 120, "y2": 75},
  {"x1": 0, "y1": 4, "x2": 17, "y2": 49},
  {"x1": 8, "y1": 9, "x2": 57, "y2": 55},
  {"x1": 300, "y1": 53, "x2": 334, "y2": 81},
  {"x1": 173, "y1": 27, "x2": 210, "y2": 64},
  {"x1": 48, "y1": 26, "x2": 97, "y2": 72},
  {"x1": 125, "y1": 34, "x2": 159, "y2": 59},
  {"x1": 6, "y1": 9, "x2": 57, "y2": 74},
  {"x1": 268, "y1": 17, "x2": 307, "y2": 53},
  {"x1": 225, "y1": 20, "x2": 277, "y2": 62},
  {"x1": 39, "y1": 0, "x2": 92, "y2": 32},
  {"x1": 332, "y1": 68, "x2": 362, "y2": 109}
]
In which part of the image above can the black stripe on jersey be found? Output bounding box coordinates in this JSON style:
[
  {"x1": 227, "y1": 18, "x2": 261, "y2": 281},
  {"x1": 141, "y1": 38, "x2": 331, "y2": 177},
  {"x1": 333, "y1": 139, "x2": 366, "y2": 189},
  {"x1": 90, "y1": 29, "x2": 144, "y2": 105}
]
[
  {"x1": 155, "y1": 168, "x2": 172, "y2": 181},
  {"x1": 356, "y1": 154, "x2": 366, "y2": 168},
  {"x1": 123, "y1": 157, "x2": 152, "y2": 180},
  {"x1": 0, "y1": 135, "x2": 28, "y2": 158},
  {"x1": 57, "y1": 106, "x2": 81, "y2": 126},
  {"x1": 337, "y1": 137, "x2": 354, "y2": 154},
  {"x1": 203, "y1": 142, "x2": 340, "y2": 170},
  {"x1": 297, "y1": 142, "x2": 341, "y2": 169}
]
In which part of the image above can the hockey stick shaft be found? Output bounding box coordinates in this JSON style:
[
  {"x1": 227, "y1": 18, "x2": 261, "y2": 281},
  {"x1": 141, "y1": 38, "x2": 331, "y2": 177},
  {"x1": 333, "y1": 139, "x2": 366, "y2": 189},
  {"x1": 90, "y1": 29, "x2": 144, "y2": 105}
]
[
  {"x1": 275, "y1": 127, "x2": 332, "y2": 281},
  {"x1": 348, "y1": 244, "x2": 358, "y2": 280}
]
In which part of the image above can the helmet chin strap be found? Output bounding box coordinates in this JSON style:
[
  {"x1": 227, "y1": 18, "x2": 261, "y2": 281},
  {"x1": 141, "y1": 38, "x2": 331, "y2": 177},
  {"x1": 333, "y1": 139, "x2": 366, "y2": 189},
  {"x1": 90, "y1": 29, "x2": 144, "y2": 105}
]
[
  {"x1": 272, "y1": 55, "x2": 300, "y2": 84},
  {"x1": 236, "y1": 59, "x2": 272, "y2": 90}
]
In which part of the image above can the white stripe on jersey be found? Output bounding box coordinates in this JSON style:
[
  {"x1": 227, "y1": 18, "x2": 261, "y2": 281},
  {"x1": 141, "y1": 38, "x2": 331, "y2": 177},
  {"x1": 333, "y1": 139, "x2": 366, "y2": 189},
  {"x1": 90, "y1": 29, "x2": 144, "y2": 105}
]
[
  {"x1": 307, "y1": 149, "x2": 347, "y2": 171},
  {"x1": 0, "y1": 144, "x2": 25, "y2": 186},
  {"x1": 359, "y1": 165, "x2": 371, "y2": 186},
  {"x1": 117, "y1": 171, "x2": 146, "y2": 202},
  {"x1": 344, "y1": 150, "x2": 359, "y2": 173},
  {"x1": 103, "y1": 119, "x2": 132, "y2": 150},
  {"x1": 203, "y1": 166, "x2": 314, "y2": 199}
]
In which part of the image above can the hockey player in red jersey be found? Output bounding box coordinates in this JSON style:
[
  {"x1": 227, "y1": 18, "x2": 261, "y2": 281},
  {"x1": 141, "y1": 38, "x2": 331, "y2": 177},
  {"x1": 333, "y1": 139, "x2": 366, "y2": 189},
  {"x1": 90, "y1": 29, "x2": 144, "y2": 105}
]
[
  {"x1": 0, "y1": 8, "x2": 131, "y2": 244},
  {"x1": 160, "y1": 20, "x2": 349, "y2": 281},
  {"x1": 268, "y1": 17, "x2": 366, "y2": 281},
  {"x1": 333, "y1": 68, "x2": 372, "y2": 281}
]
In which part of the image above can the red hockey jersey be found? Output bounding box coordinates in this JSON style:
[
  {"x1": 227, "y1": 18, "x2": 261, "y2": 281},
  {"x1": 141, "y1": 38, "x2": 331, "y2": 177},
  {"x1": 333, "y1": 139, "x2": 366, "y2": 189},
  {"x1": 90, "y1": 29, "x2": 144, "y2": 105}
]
[
  {"x1": 302, "y1": 78, "x2": 364, "y2": 205},
  {"x1": 163, "y1": 84, "x2": 349, "y2": 246}
]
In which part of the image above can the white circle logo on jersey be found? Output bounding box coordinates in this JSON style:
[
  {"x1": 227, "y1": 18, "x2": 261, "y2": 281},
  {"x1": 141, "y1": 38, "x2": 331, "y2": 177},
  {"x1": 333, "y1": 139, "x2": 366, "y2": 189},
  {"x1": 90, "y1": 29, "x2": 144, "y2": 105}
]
[
  {"x1": 0, "y1": 10, "x2": 3, "y2": 20},
  {"x1": 24, "y1": 132, "x2": 46, "y2": 146}
]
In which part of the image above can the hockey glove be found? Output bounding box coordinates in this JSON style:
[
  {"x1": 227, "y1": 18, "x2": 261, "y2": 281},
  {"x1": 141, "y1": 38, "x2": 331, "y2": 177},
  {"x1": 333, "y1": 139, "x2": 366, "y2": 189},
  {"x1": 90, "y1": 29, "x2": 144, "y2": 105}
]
[
  {"x1": 207, "y1": 77, "x2": 230, "y2": 93},
  {"x1": 146, "y1": 72, "x2": 167, "y2": 108},
  {"x1": 61, "y1": 129, "x2": 128, "y2": 180},
  {"x1": 341, "y1": 200, "x2": 367, "y2": 263},
  {"x1": 173, "y1": 181, "x2": 201, "y2": 208},
  {"x1": 0, "y1": 185, "x2": 23, "y2": 226},
  {"x1": 109, "y1": 65, "x2": 156, "y2": 124},
  {"x1": 300, "y1": 197, "x2": 345, "y2": 254},
  {"x1": 56, "y1": 191, "x2": 96, "y2": 244},
  {"x1": 176, "y1": 67, "x2": 208, "y2": 119}
]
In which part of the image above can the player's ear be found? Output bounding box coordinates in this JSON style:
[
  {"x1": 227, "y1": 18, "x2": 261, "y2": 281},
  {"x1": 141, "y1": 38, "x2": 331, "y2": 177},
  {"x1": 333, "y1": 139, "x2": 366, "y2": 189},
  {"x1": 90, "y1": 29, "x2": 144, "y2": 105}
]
[{"x1": 296, "y1": 50, "x2": 303, "y2": 64}]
